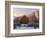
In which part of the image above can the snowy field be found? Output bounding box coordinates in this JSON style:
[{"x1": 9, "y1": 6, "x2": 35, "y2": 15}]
[{"x1": 14, "y1": 23, "x2": 39, "y2": 30}]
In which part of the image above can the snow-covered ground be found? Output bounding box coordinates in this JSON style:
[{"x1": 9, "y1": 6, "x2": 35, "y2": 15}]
[
  {"x1": 14, "y1": 23, "x2": 39, "y2": 30},
  {"x1": 16, "y1": 26, "x2": 34, "y2": 30}
]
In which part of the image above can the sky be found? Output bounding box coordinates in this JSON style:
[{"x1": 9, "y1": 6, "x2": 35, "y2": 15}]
[{"x1": 13, "y1": 8, "x2": 38, "y2": 17}]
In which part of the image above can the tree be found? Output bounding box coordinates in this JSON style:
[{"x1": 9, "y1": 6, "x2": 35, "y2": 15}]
[
  {"x1": 14, "y1": 17, "x2": 20, "y2": 24},
  {"x1": 31, "y1": 12, "x2": 36, "y2": 23},
  {"x1": 20, "y1": 15, "x2": 29, "y2": 24}
]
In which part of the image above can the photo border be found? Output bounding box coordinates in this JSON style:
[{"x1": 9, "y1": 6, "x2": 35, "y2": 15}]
[
  {"x1": 11, "y1": 5, "x2": 42, "y2": 33},
  {"x1": 5, "y1": 1, "x2": 45, "y2": 37}
]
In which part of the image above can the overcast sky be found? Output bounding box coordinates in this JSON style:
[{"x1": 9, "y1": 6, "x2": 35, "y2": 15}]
[{"x1": 13, "y1": 8, "x2": 38, "y2": 17}]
